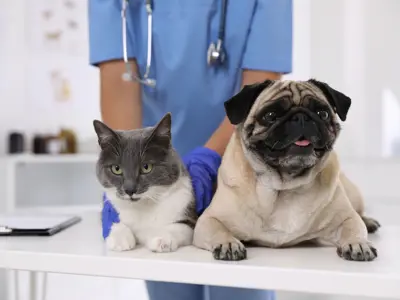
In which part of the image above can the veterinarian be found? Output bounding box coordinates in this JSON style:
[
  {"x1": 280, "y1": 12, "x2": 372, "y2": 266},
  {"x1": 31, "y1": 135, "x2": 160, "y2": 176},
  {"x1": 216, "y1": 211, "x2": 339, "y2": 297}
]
[{"x1": 88, "y1": 0, "x2": 292, "y2": 299}]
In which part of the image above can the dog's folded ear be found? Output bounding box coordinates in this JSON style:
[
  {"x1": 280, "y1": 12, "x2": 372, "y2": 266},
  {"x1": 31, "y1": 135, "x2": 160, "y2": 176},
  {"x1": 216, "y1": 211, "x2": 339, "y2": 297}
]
[
  {"x1": 308, "y1": 79, "x2": 352, "y2": 122},
  {"x1": 224, "y1": 80, "x2": 275, "y2": 125}
]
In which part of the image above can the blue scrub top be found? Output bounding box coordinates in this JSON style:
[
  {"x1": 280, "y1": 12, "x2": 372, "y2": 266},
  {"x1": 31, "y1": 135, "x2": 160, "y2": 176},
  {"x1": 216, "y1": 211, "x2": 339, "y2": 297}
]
[{"x1": 88, "y1": 0, "x2": 293, "y2": 156}]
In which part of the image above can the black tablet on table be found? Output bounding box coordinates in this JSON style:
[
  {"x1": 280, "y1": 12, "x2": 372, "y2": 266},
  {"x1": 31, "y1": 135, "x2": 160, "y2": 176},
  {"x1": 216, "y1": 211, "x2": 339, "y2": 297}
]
[{"x1": 0, "y1": 214, "x2": 82, "y2": 236}]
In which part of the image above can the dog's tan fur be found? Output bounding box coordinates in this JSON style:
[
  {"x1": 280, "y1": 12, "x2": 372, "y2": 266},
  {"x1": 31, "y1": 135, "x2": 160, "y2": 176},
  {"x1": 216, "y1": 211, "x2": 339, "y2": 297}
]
[{"x1": 193, "y1": 80, "x2": 379, "y2": 261}]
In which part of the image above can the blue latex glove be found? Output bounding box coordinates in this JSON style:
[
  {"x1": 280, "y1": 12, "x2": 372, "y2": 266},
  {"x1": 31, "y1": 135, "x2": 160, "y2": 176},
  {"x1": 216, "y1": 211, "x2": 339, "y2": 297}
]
[
  {"x1": 101, "y1": 193, "x2": 119, "y2": 239},
  {"x1": 182, "y1": 147, "x2": 222, "y2": 215}
]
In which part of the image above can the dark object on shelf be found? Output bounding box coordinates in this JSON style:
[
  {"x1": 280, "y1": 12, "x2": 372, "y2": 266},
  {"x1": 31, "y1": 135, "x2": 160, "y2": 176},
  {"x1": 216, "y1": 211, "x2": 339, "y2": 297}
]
[
  {"x1": 8, "y1": 132, "x2": 25, "y2": 154},
  {"x1": 59, "y1": 129, "x2": 77, "y2": 154},
  {"x1": 32, "y1": 135, "x2": 48, "y2": 154}
]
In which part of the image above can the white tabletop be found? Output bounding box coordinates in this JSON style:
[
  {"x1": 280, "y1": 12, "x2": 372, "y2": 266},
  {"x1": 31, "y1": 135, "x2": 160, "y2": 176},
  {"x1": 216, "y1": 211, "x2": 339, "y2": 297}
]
[{"x1": 0, "y1": 206, "x2": 399, "y2": 299}]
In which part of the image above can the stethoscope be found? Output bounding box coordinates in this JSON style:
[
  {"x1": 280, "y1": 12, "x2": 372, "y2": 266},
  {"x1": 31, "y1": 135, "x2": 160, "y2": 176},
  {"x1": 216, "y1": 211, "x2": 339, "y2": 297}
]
[{"x1": 121, "y1": 0, "x2": 228, "y2": 88}]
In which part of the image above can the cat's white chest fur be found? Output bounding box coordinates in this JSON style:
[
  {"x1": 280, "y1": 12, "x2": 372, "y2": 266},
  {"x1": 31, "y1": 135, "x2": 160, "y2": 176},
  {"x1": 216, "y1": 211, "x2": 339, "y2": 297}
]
[{"x1": 105, "y1": 176, "x2": 195, "y2": 253}]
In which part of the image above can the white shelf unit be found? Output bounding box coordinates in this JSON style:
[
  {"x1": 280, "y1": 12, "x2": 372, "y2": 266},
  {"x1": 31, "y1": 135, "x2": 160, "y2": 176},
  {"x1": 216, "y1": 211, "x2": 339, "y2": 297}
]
[{"x1": 0, "y1": 154, "x2": 102, "y2": 213}]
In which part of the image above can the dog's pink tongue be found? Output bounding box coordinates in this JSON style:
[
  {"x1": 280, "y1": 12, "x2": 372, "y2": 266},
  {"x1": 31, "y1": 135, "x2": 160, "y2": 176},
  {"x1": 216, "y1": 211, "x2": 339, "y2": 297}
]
[{"x1": 295, "y1": 140, "x2": 311, "y2": 147}]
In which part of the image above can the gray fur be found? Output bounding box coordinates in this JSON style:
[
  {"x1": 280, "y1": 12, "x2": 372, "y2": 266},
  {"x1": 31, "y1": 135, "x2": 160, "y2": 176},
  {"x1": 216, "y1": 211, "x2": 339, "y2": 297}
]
[
  {"x1": 93, "y1": 113, "x2": 190, "y2": 203},
  {"x1": 93, "y1": 113, "x2": 198, "y2": 252}
]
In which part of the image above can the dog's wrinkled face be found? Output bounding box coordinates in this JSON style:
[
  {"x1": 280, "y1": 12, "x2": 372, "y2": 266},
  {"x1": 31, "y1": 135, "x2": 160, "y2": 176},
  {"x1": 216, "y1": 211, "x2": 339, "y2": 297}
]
[{"x1": 224, "y1": 79, "x2": 351, "y2": 175}]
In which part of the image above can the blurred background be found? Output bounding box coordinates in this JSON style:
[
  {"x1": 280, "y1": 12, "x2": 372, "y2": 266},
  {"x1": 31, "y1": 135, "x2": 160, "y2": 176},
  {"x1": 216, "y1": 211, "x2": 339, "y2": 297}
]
[{"x1": 0, "y1": 0, "x2": 399, "y2": 300}]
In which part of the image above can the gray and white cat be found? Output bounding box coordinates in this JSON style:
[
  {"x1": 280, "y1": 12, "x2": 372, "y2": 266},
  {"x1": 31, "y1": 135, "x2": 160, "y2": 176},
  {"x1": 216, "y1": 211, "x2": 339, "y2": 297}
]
[{"x1": 93, "y1": 113, "x2": 197, "y2": 253}]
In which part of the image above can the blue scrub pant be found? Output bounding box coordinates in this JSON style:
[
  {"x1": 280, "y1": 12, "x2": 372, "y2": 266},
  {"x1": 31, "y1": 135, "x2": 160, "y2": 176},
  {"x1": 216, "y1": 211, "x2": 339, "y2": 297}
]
[{"x1": 146, "y1": 281, "x2": 275, "y2": 300}]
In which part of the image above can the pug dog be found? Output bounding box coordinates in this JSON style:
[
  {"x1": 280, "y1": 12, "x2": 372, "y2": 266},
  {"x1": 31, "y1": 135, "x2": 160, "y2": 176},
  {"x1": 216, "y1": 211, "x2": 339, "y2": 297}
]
[{"x1": 193, "y1": 79, "x2": 380, "y2": 262}]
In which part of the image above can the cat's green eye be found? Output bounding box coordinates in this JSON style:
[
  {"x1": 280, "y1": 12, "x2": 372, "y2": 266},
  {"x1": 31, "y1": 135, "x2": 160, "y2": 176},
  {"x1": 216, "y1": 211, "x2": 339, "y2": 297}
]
[
  {"x1": 111, "y1": 165, "x2": 123, "y2": 175},
  {"x1": 141, "y1": 163, "x2": 153, "y2": 174}
]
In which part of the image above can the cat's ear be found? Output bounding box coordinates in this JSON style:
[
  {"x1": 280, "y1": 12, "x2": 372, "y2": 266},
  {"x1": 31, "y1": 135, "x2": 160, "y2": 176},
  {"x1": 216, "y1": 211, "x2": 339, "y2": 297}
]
[
  {"x1": 152, "y1": 113, "x2": 171, "y2": 139},
  {"x1": 147, "y1": 113, "x2": 172, "y2": 148},
  {"x1": 93, "y1": 120, "x2": 119, "y2": 148}
]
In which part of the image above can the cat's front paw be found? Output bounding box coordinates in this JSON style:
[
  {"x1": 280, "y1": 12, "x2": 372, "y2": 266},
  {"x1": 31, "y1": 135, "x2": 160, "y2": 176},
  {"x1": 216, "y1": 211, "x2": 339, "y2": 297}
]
[
  {"x1": 147, "y1": 235, "x2": 178, "y2": 253},
  {"x1": 106, "y1": 223, "x2": 136, "y2": 251}
]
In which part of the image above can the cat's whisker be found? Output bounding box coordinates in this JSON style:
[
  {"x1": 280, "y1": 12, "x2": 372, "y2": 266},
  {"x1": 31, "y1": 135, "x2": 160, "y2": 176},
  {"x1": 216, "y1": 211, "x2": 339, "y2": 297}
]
[{"x1": 148, "y1": 197, "x2": 159, "y2": 204}]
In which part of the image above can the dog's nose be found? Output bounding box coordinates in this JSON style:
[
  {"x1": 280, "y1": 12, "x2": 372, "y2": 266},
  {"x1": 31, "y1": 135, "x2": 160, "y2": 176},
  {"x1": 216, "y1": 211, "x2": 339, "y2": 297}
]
[
  {"x1": 124, "y1": 187, "x2": 137, "y2": 196},
  {"x1": 291, "y1": 113, "x2": 309, "y2": 126}
]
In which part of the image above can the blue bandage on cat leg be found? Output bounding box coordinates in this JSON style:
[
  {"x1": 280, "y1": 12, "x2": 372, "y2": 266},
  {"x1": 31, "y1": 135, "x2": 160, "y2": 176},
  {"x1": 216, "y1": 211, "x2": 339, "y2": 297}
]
[{"x1": 101, "y1": 192, "x2": 120, "y2": 239}]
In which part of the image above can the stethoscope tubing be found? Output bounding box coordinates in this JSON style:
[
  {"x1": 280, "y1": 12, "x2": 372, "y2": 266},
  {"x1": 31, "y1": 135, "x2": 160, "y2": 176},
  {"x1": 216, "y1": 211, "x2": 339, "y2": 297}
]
[
  {"x1": 218, "y1": 0, "x2": 227, "y2": 43},
  {"x1": 144, "y1": 0, "x2": 153, "y2": 80},
  {"x1": 121, "y1": 0, "x2": 228, "y2": 88}
]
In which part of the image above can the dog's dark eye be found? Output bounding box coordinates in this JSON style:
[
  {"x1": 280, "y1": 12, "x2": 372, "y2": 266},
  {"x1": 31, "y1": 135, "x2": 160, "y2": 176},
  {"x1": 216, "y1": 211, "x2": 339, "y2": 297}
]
[
  {"x1": 317, "y1": 110, "x2": 329, "y2": 120},
  {"x1": 262, "y1": 112, "x2": 277, "y2": 123}
]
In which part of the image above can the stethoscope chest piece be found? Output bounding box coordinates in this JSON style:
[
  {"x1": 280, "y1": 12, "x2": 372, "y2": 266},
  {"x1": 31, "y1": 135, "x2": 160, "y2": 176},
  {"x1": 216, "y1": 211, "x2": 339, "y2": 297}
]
[
  {"x1": 207, "y1": 39, "x2": 226, "y2": 66},
  {"x1": 207, "y1": 0, "x2": 228, "y2": 67}
]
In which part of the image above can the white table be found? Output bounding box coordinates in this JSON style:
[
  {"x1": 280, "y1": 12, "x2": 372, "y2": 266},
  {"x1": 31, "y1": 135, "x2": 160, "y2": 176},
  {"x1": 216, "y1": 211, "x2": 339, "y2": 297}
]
[{"x1": 0, "y1": 206, "x2": 400, "y2": 300}]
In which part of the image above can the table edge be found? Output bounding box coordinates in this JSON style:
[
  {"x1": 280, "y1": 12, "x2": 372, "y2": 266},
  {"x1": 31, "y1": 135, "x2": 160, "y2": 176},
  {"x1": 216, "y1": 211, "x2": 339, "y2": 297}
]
[{"x1": 1, "y1": 250, "x2": 400, "y2": 299}]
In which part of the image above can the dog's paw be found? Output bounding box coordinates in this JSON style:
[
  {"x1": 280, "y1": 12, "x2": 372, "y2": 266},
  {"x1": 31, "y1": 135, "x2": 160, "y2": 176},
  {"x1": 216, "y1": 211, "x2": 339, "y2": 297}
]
[
  {"x1": 106, "y1": 223, "x2": 136, "y2": 251},
  {"x1": 362, "y1": 216, "x2": 381, "y2": 234},
  {"x1": 147, "y1": 235, "x2": 178, "y2": 253},
  {"x1": 212, "y1": 241, "x2": 247, "y2": 261},
  {"x1": 337, "y1": 242, "x2": 377, "y2": 261}
]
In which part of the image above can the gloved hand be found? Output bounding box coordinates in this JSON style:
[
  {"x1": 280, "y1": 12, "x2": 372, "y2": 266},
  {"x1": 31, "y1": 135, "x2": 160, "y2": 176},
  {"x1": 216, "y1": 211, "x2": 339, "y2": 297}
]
[
  {"x1": 101, "y1": 192, "x2": 119, "y2": 239},
  {"x1": 183, "y1": 147, "x2": 222, "y2": 215}
]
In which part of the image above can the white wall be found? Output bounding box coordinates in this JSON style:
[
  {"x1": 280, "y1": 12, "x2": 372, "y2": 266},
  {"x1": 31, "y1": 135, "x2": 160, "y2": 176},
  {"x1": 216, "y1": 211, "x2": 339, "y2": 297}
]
[{"x1": 0, "y1": 0, "x2": 100, "y2": 156}]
